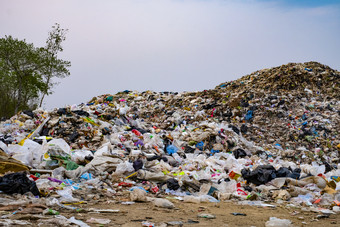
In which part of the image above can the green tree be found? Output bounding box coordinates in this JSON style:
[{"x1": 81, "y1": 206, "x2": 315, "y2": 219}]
[
  {"x1": 39, "y1": 23, "x2": 71, "y2": 107},
  {"x1": 0, "y1": 36, "x2": 47, "y2": 116},
  {"x1": 0, "y1": 24, "x2": 70, "y2": 118}
]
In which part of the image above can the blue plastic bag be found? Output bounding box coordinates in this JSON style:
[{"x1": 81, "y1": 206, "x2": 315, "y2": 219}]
[
  {"x1": 210, "y1": 149, "x2": 220, "y2": 155},
  {"x1": 166, "y1": 145, "x2": 178, "y2": 155},
  {"x1": 196, "y1": 141, "x2": 204, "y2": 151},
  {"x1": 80, "y1": 173, "x2": 92, "y2": 180},
  {"x1": 245, "y1": 110, "x2": 253, "y2": 120}
]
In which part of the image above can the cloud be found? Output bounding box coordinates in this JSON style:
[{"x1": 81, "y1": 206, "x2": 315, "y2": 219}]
[{"x1": 0, "y1": 0, "x2": 339, "y2": 109}]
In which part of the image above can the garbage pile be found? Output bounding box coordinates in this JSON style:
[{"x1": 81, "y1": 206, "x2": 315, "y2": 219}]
[{"x1": 0, "y1": 61, "x2": 340, "y2": 226}]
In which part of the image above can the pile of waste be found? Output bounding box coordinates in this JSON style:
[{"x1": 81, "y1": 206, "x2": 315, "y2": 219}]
[{"x1": 0, "y1": 61, "x2": 339, "y2": 226}]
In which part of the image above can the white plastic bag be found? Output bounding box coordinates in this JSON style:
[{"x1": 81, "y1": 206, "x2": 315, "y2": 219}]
[
  {"x1": 71, "y1": 150, "x2": 93, "y2": 164},
  {"x1": 8, "y1": 144, "x2": 33, "y2": 166},
  {"x1": 23, "y1": 139, "x2": 46, "y2": 168},
  {"x1": 115, "y1": 161, "x2": 134, "y2": 175},
  {"x1": 68, "y1": 217, "x2": 90, "y2": 227},
  {"x1": 47, "y1": 139, "x2": 71, "y2": 155},
  {"x1": 57, "y1": 187, "x2": 78, "y2": 203},
  {"x1": 0, "y1": 141, "x2": 9, "y2": 154},
  {"x1": 265, "y1": 217, "x2": 293, "y2": 227},
  {"x1": 151, "y1": 198, "x2": 175, "y2": 209}
]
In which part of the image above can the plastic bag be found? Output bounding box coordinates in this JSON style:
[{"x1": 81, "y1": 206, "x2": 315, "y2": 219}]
[
  {"x1": 47, "y1": 139, "x2": 71, "y2": 156},
  {"x1": 265, "y1": 217, "x2": 292, "y2": 227},
  {"x1": 71, "y1": 150, "x2": 93, "y2": 164},
  {"x1": 0, "y1": 172, "x2": 40, "y2": 196},
  {"x1": 167, "y1": 178, "x2": 180, "y2": 190},
  {"x1": 57, "y1": 187, "x2": 78, "y2": 202},
  {"x1": 151, "y1": 198, "x2": 175, "y2": 209},
  {"x1": 183, "y1": 195, "x2": 201, "y2": 203},
  {"x1": 8, "y1": 144, "x2": 33, "y2": 167},
  {"x1": 86, "y1": 218, "x2": 111, "y2": 225},
  {"x1": 23, "y1": 139, "x2": 46, "y2": 168},
  {"x1": 68, "y1": 216, "x2": 90, "y2": 227},
  {"x1": 233, "y1": 148, "x2": 247, "y2": 159},
  {"x1": 133, "y1": 159, "x2": 143, "y2": 171},
  {"x1": 115, "y1": 161, "x2": 135, "y2": 175},
  {"x1": 166, "y1": 145, "x2": 178, "y2": 155},
  {"x1": 130, "y1": 188, "x2": 147, "y2": 202},
  {"x1": 199, "y1": 194, "x2": 220, "y2": 203},
  {"x1": 43, "y1": 139, "x2": 71, "y2": 164},
  {"x1": 241, "y1": 165, "x2": 277, "y2": 186},
  {"x1": 0, "y1": 141, "x2": 9, "y2": 154},
  {"x1": 94, "y1": 144, "x2": 108, "y2": 156}
]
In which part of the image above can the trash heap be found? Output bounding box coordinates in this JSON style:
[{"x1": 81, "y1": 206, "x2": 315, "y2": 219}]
[{"x1": 0, "y1": 61, "x2": 340, "y2": 226}]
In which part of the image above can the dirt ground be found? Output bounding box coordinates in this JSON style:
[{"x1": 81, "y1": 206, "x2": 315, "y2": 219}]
[{"x1": 18, "y1": 197, "x2": 339, "y2": 227}]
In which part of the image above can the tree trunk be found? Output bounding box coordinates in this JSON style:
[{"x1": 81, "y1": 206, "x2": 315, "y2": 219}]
[
  {"x1": 39, "y1": 74, "x2": 51, "y2": 107},
  {"x1": 15, "y1": 74, "x2": 23, "y2": 114},
  {"x1": 39, "y1": 54, "x2": 54, "y2": 108},
  {"x1": 39, "y1": 92, "x2": 46, "y2": 107}
]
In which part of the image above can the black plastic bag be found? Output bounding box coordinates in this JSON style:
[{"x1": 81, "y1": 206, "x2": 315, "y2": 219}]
[
  {"x1": 275, "y1": 167, "x2": 291, "y2": 178},
  {"x1": 69, "y1": 130, "x2": 80, "y2": 142},
  {"x1": 244, "y1": 185, "x2": 253, "y2": 192},
  {"x1": 167, "y1": 178, "x2": 180, "y2": 190},
  {"x1": 233, "y1": 148, "x2": 247, "y2": 159},
  {"x1": 241, "y1": 165, "x2": 277, "y2": 186},
  {"x1": 323, "y1": 161, "x2": 333, "y2": 173},
  {"x1": 184, "y1": 145, "x2": 195, "y2": 153},
  {"x1": 146, "y1": 155, "x2": 168, "y2": 163},
  {"x1": 288, "y1": 168, "x2": 301, "y2": 180},
  {"x1": 229, "y1": 125, "x2": 240, "y2": 134},
  {"x1": 22, "y1": 110, "x2": 34, "y2": 118},
  {"x1": 133, "y1": 160, "x2": 143, "y2": 171},
  {"x1": 240, "y1": 124, "x2": 248, "y2": 134},
  {"x1": 0, "y1": 172, "x2": 40, "y2": 196},
  {"x1": 57, "y1": 108, "x2": 67, "y2": 115},
  {"x1": 72, "y1": 110, "x2": 90, "y2": 117},
  {"x1": 276, "y1": 167, "x2": 301, "y2": 180}
]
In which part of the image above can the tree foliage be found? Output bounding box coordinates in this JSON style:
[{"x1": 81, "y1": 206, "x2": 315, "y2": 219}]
[
  {"x1": 0, "y1": 24, "x2": 70, "y2": 118},
  {"x1": 39, "y1": 23, "x2": 71, "y2": 107}
]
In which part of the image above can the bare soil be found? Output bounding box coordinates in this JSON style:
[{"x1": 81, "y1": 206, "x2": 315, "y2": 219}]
[{"x1": 32, "y1": 198, "x2": 340, "y2": 227}]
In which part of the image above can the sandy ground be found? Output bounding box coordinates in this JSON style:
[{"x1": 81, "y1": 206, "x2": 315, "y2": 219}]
[{"x1": 13, "y1": 197, "x2": 339, "y2": 227}]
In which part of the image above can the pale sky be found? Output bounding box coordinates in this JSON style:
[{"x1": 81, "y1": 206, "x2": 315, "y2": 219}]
[{"x1": 1, "y1": 0, "x2": 339, "y2": 109}]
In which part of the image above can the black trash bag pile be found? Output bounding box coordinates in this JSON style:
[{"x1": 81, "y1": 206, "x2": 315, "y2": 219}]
[
  {"x1": 0, "y1": 172, "x2": 40, "y2": 196},
  {"x1": 241, "y1": 165, "x2": 277, "y2": 186},
  {"x1": 241, "y1": 165, "x2": 301, "y2": 186},
  {"x1": 276, "y1": 167, "x2": 301, "y2": 179}
]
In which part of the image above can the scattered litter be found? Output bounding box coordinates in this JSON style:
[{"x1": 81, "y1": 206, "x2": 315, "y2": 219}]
[
  {"x1": 197, "y1": 213, "x2": 216, "y2": 219},
  {"x1": 265, "y1": 217, "x2": 293, "y2": 227}
]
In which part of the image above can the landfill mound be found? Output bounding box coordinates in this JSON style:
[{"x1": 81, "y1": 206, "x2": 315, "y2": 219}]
[
  {"x1": 217, "y1": 61, "x2": 339, "y2": 97},
  {"x1": 0, "y1": 61, "x2": 340, "y2": 226}
]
